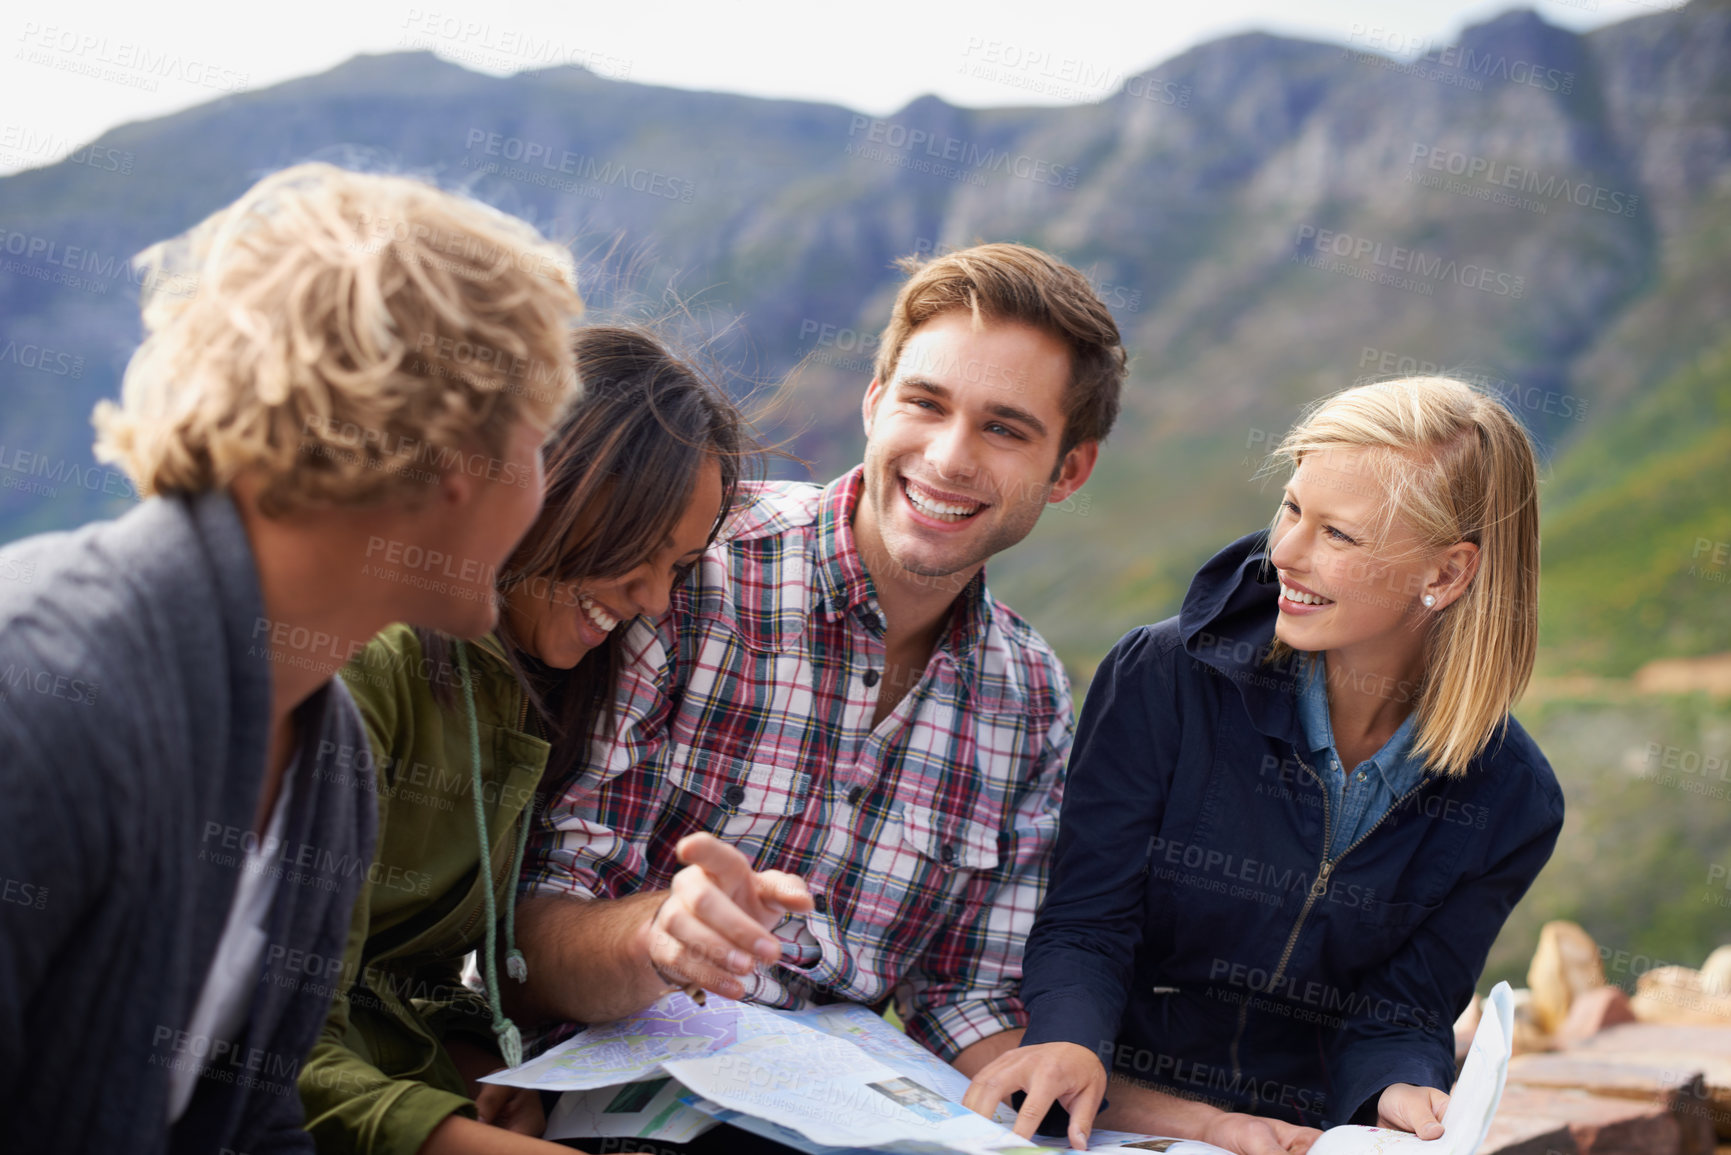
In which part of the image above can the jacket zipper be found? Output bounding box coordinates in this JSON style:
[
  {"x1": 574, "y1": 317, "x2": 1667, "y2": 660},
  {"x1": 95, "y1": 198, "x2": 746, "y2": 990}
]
[{"x1": 1227, "y1": 751, "x2": 1431, "y2": 1086}]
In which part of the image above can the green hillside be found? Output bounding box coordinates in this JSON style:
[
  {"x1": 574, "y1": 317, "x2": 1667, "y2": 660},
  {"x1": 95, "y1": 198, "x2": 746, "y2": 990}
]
[{"x1": 1539, "y1": 337, "x2": 1731, "y2": 675}]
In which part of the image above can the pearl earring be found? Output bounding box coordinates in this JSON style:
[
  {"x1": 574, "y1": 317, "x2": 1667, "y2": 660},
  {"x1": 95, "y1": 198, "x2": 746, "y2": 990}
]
[{"x1": 1422, "y1": 594, "x2": 1437, "y2": 608}]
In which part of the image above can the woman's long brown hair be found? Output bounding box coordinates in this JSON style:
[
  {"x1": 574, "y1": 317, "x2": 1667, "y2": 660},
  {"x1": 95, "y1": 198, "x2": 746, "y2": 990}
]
[{"x1": 421, "y1": 324, "x2": 758, "y2": 785}]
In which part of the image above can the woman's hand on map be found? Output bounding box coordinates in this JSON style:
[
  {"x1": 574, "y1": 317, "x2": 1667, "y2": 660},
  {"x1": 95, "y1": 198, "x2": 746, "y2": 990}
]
[
  {"x1": 645, "y1": 833, "x2": 814, "y2": 999},
  {"x1": 961, "y1": 1040, "x2": 1107, "y2": 1150},
  {"x1": 1377, "y1": 1083, "x2": 1449, "y2": 1139},
  {"x1": 964, "y1": 1044, "x2": 1323, "y2": 1155}
]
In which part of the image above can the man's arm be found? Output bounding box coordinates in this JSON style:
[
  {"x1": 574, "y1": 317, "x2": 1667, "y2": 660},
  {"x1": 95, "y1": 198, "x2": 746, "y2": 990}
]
[
  {"x1": 505, "y1": 562, "x2": 818, "y2": 1028},
  {"x1": 1099, "y1": 1077, "x2": 1320, "y2": 1155},
  {"x1": 505, "y1": 890, "x2": 668, "y2": 1024},
  {"x1": 504, "y1": 611, "x2": 685, "y2": 1026},
  {"x1": 506, "y1": 836, "x2": 811, "y2": 1025},
  {"x1": 964, "y1": 1050, "x2": 1318, "y2": 1155},
  {"x1": 951, "y1": 1028, "x2": 1024, "y2": 1078}
]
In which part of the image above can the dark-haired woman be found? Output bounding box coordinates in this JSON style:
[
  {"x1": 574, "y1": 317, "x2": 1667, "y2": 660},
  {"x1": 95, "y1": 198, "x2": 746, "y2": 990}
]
[{"x1": 299, "y1": 326, "x2": 755, "y2": 1155}]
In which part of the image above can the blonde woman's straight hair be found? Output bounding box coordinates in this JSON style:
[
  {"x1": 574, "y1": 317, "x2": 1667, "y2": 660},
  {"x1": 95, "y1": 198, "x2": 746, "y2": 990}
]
[
  {"x1": 1266, "y1": 376, "x2": 1541, "y2": 777},
  {"x1": 94, "y1": 162, "x2": 584, "y2": 516}
]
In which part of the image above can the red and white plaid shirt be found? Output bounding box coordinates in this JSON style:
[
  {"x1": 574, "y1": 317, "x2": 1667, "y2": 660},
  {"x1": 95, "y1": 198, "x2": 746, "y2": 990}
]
[{"x1": 523, "y1": 467, "x2": 1074, "y2": 1059}]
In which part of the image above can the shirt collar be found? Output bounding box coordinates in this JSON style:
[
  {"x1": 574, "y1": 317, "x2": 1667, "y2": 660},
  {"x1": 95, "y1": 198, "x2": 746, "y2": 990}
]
[
  {"x1": 1298, "y1": 654, "x2": 1426, "y2": 793},
  {"x1": 937, "y1": 570, "x2": 992, "y2": 667},
  {"x1": 814, "y1": 466, "x2": 879, "y2": 625},
  {"x1": 813, "y1": 466, "x2": 992, "y2": 662}
]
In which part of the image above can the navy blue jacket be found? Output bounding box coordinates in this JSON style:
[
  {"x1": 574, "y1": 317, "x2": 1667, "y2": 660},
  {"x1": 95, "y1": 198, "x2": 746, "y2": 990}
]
[{"x1": 1021, "y1": 531, "x2": 1562, "y2": 1128}]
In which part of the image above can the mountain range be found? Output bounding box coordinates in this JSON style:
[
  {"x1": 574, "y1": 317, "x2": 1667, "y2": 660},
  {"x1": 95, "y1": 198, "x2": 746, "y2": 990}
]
[{"x1": 2, "y1": 1, "x2": 1728, "y2": 678}]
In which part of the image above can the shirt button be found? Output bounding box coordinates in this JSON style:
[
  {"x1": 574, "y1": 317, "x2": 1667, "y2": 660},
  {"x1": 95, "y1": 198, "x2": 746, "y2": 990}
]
[
  {"x1": 847, "y1": 786, "x2": 864, "y2": 806},
  {"x1": 863, "y1": 669, "x2": 880, "y2": 687},
  {"x1": 941, "y1": 843, "x2": 958, "y2": 865},
  {"x1": 1357, "y1": 771, "x2": 1367, "y2": 781},
  {"x1": 812, "y1": 894, "x2": 829, "y2": 915},
  {"x1": 723, "y1": 784, "x2": 747, "y2": 806}
]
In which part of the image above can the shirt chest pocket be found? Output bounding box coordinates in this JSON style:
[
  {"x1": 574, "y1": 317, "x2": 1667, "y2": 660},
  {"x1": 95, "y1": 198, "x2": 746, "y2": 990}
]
[
  {"x1": 850, "y1": 802, "x2": 1003, "y2": 931},
  {"x1": 667, "y1": 745, "x2": 812, "y2": 850},
  {"x1": 899, "y1": 803, "x2": 1002, "y2": 874}
]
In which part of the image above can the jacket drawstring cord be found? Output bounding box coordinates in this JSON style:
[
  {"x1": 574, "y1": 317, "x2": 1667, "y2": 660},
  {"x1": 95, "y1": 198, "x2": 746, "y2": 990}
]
[{"x1": 457, "y1": 641, "x2": 530, "y2": 1069}]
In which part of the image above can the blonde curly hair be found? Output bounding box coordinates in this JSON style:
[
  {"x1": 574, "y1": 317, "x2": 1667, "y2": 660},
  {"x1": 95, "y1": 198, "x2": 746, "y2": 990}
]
[{"x1": 94, "y1": 163, "x2": 583, "y2": 516}]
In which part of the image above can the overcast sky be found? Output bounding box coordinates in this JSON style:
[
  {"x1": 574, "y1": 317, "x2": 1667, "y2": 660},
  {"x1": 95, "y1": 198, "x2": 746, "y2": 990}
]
[{"x1": 2, "y1": 0, "x2": 1659, "y2": 177}]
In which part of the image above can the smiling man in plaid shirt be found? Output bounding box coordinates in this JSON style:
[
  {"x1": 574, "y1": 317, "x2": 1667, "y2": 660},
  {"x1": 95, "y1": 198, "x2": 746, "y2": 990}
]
[{"x1": 509, "y1": 241, "x2": 1128, "y2": 1077}]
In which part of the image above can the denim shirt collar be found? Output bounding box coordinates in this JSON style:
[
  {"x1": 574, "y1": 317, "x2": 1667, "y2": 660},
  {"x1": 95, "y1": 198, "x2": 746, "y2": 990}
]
[{"x1": 1297, "y1": 653, "x2": 1426, "y2": 794}]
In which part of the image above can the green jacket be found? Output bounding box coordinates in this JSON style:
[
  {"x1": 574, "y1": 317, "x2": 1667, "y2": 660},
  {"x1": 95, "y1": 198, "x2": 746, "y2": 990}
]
[{"x1": 299, "y1": 625, "x2": 550, "y2": 1155}]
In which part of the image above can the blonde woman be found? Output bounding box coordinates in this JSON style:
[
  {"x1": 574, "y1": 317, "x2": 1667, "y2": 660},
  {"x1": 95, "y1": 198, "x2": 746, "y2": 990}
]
[
  {"x1": 0, "y1": 163, "x2": 581, "y2": 1155},
  {"x1": 964, "y1": 378, "x2": 1563, "y2": 1154}
]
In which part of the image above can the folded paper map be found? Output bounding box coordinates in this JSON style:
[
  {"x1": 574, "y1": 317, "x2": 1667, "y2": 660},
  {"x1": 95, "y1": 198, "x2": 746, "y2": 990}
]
[{"x1": 484, "y1": 982, "x2": 1515, "y2": 1155}]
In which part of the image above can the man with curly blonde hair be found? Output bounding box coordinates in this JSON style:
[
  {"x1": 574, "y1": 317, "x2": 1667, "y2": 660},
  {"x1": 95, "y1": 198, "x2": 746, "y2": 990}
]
[{"x1": 0, "y1": 163, "x2": 582, "y2": 1155}]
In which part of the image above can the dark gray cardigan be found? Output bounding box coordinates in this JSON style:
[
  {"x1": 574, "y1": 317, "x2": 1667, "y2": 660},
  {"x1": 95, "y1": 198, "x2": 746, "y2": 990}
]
[{"x1": 0, "y1": 491, "x2": 377, "y2": 1154}]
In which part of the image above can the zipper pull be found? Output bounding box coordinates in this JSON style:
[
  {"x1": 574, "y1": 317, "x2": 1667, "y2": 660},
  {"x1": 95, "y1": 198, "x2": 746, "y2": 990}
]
[{"x1": 1309, "y1": 861, "x2": 1333, "y2": 899}]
